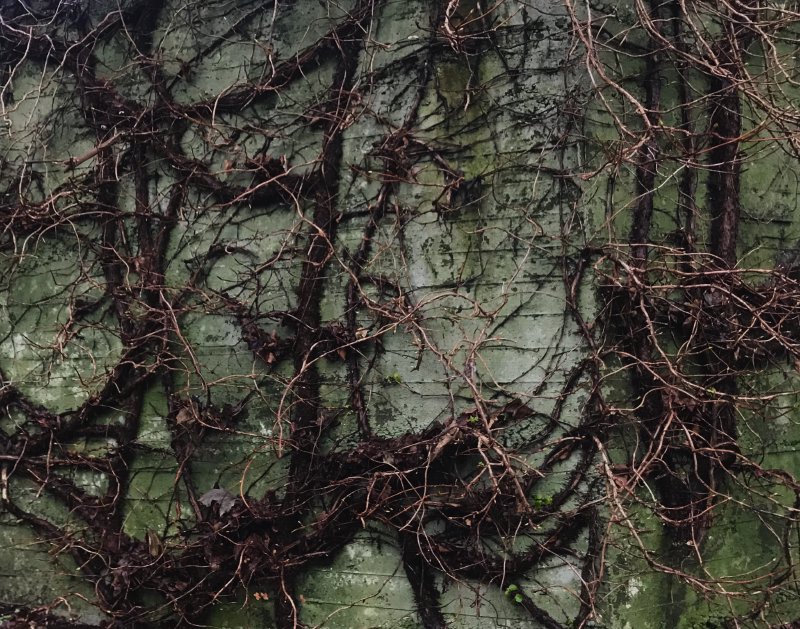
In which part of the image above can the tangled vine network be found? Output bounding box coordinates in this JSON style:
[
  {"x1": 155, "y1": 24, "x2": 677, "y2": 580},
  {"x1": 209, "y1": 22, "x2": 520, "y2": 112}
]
[{"x1": 4, "y1": 0, "x2": 800, "y2": 627}]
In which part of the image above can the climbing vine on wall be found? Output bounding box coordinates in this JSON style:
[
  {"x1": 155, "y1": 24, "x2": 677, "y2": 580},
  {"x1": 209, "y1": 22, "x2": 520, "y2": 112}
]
[
  {"x1": 571, "y1": 0, "x2": 800, "y2": 625},
  {"x1": 0, "y1": 1, "x2": 597, "y2": 627},
  {"x1": 5, "y1": 0, "x2": 800, "y2": 627}
]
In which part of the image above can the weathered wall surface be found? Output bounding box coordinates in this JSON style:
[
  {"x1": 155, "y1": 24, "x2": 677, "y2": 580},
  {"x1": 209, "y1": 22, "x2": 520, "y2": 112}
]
[
  {"x1": 578, "y1": 2, "x2": 800, "y2": 628},
  {"x1": 0, "y1": 1, "x2": 598, "y2": 627},
  {"x1": 6, "y1": 1, "x2": 800, "y2": 628}
]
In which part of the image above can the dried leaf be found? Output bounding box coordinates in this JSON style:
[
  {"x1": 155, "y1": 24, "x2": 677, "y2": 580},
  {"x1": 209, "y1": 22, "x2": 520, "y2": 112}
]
[
  {"x1": 146, "y1": 529, "x2": 163, "y2": 557},
  {"x1": 176, "y1": 406, "x2": 196, "y2": 425},
  {"x1": 199, "y1": 488, "x2": 238, "y2": 516}
]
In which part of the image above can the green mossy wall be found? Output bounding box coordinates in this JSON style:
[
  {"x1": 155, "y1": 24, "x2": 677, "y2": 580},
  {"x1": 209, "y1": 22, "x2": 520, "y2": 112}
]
[
  {"x1": 0, "y1": 1, "x2": 594, "y2": 626},
  {"x1": 4, "y1": 1, "x2": 800, "y2": 627}
]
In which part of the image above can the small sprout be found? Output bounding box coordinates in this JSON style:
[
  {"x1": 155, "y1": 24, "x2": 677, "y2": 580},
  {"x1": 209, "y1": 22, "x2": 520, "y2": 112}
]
[
  {"x1": 514, "y1": 593, "x2": 524, "y2": 604},
  {"x1": 467, "y1": 415, "x2": 479, "y2": 425},
  {"x1": 504, "y1": 583, "x2": 519, "y2": 597},
  {"x1": 384, "y1": 372, "x2": 403, "y2": 384}
]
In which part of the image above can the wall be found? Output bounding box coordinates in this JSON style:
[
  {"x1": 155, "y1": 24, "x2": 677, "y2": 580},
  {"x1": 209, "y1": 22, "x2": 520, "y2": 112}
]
[
  {"x1": 5, "y1": 1, "x2": 800, "y2": 627},
  {"x1": 0, "y1": 1, "x2": 597, "y2": 627}
]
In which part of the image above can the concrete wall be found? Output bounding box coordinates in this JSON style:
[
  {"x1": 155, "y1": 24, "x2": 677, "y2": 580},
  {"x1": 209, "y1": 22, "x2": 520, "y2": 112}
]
[
  {"x1": 3, "y1": 0, "x2": 800, "y2": 627},
  {"x1": 0, "y1": 1, "x2": 596, "y2": 626}
]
